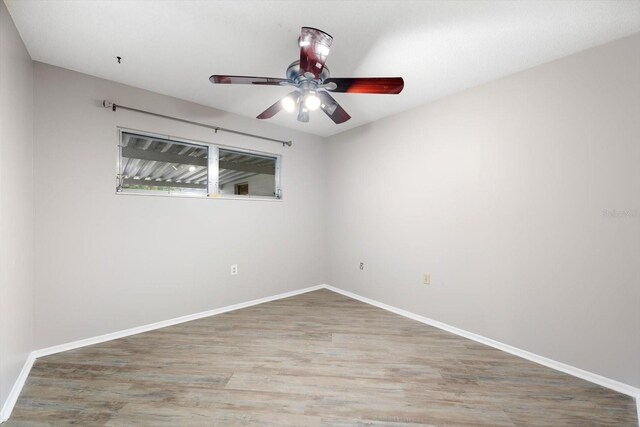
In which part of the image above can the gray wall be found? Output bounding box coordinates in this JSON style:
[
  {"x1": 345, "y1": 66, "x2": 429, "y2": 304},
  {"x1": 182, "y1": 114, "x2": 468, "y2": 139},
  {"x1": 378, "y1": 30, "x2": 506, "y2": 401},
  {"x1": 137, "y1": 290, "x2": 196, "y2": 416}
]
[
  {"x1": 1, "y1": 8, "x2": 638, "y2": 412},
  {"x1": 0, "y1": 0, "x2": 34, "y2": 413},
  {"x1": 326, "y1": 34, "x2": 640, "y2": 387},
  {"x1": 33, "y1": 63, "x2": 327, "y2": 349}
]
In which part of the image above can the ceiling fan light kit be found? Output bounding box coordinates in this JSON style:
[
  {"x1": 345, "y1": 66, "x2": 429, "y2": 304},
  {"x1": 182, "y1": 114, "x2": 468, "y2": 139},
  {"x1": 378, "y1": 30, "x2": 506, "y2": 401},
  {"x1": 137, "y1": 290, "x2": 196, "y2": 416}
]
[{"x1": 210, "y1": 27, "x2": 404, "y2": 124}]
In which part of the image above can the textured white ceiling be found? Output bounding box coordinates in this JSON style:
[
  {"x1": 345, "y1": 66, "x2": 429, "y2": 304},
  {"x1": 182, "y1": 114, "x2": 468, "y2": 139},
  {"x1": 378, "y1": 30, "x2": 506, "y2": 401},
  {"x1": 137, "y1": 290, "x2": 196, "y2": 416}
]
[{"x1": 6, "y1": 0, "x2": 640, "y2": 137}]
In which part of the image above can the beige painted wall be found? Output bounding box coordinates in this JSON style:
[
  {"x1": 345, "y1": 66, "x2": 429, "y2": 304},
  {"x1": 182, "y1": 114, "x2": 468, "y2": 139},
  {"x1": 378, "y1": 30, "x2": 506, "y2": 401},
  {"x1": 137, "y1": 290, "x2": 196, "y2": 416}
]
[
  {"x1": 32, "y1": 63, "x2": 328, "y2": 349},
  {"x1": 0, "y1": 0, "x2": 34, "y2": 412},
  {"x1": 327, "y1": 34, "x2": 640, "y2": 387}
]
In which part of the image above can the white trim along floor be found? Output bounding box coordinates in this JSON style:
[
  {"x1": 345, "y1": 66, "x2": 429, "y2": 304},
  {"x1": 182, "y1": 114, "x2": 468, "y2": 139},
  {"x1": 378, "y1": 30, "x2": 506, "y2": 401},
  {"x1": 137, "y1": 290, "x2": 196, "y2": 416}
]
[{"x1": 2, "y1": 284, "x2": 638, "y2": 424}]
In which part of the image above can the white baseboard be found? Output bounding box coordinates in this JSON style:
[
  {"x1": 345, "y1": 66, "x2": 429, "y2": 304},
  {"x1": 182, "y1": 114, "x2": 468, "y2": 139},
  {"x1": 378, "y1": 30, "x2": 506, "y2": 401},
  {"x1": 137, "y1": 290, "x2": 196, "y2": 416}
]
[
  {"x1": 323, "y1": 284, "x2": 640, "y2": 402},
  {"x1": 2, "y1": 283, "x2": 638, "y2": 425},
  {"x1": 31, "y1": 285, "x2": 324, "y2": 358},
  {"x1": 0, "y1": 353, "x2": 35, "y2": 423},
  {"x1": 0, "y1": 284, "x2": 323, "y2": 423}
]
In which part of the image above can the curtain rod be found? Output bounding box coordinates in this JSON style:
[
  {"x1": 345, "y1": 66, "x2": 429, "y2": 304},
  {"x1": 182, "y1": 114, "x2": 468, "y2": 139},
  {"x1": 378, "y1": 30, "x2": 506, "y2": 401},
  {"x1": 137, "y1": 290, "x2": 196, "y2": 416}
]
[{"x1": 102, "y1": 100, "x2": 292, "y2": 147}]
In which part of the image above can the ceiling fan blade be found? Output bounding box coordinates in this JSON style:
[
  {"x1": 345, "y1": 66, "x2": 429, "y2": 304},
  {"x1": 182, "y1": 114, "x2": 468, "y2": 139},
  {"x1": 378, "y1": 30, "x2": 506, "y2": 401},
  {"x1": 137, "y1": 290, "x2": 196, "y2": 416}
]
[
  {"x1": 318, "y1": 91, "x2": 351, "y2": 124},
  {"x1": 299, "y1": 27, "x2": 333, "y2": 79},
  {"x1": 210, "y1": 75, "x2": 288, "y2": 85},
  {"x1": 324, "y1": 77, "x2": 404, "y2": 94},
  {"x1": 256, "y1": 91, "x2": 300, "y2": 120}
]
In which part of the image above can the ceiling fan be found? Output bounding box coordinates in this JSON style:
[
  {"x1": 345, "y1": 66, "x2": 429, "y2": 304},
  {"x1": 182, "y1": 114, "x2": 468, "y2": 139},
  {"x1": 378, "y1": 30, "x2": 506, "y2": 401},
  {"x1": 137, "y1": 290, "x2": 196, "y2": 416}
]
[{"x1": 209, "y1": 27, "x2": 404, "y2": 124}]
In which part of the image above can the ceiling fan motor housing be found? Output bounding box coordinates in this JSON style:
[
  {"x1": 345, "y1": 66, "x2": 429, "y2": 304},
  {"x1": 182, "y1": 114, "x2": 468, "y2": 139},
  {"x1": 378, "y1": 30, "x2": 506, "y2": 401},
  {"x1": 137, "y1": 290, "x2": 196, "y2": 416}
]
[{"x1": 286, "y1": 60, "x2": 330, "y2": 84}]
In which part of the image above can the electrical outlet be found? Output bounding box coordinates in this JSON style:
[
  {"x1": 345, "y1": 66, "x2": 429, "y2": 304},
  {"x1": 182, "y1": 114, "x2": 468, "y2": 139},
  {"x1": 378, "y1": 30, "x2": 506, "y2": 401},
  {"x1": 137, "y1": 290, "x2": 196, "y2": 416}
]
[
  {"x1": 231, "y1": 264, "x2": 238, "y2": 275},
  {"x1": 423, "y1": 273, "x2": 431, "y2": 285},
  {"x1": 360, "y1": 262, "x2": 364, "y2": 271}
]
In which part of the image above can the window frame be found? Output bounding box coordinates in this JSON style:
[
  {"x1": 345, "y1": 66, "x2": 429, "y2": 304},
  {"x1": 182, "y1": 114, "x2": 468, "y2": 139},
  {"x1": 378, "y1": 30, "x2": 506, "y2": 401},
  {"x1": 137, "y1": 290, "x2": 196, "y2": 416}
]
[{"x1": 116, "y1": 127, "x2": 282, "y2": 201}]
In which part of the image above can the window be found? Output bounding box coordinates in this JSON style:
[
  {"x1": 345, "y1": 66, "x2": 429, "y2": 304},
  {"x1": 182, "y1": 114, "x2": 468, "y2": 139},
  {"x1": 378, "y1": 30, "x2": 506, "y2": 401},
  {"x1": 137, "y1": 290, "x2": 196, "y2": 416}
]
[
  {"x1": 218, "y1": 148, "x2": 278, "y2": 197},
  {"x1": 117, "y1": 130, "x2": 281, "y2": 199},
  {"x1": 119, "y1": 132, "x2": 208, "y2": 196}
]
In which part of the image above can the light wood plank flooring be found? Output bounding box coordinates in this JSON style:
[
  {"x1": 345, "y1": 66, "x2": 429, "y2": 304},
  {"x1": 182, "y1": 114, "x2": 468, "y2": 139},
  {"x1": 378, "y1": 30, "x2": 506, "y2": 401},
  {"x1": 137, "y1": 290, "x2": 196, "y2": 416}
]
[{"x1": 7, "y1": 289, "x2": 637, "y2": 426}]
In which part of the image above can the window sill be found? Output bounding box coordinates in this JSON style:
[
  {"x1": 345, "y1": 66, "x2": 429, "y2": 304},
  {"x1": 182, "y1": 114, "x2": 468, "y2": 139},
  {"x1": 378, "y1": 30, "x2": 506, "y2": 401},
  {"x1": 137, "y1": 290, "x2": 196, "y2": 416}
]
[{"x1": 115, "y1": 191, "x2": 283, "y2": 202}]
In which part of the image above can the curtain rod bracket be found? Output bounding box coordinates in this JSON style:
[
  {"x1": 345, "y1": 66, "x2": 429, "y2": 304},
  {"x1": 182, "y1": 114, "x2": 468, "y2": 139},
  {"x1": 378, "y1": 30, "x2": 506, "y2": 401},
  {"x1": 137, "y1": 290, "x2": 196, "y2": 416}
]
[{"x1": 103, "y1": 100, "x2": 117, "y2": 111}]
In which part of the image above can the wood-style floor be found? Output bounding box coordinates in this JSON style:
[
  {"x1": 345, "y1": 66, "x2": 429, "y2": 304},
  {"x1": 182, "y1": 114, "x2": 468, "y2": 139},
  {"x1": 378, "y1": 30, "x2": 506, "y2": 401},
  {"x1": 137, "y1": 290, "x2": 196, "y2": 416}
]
[{"x1": 7, "y1": 289, "x2": 637, "y2": 426}]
